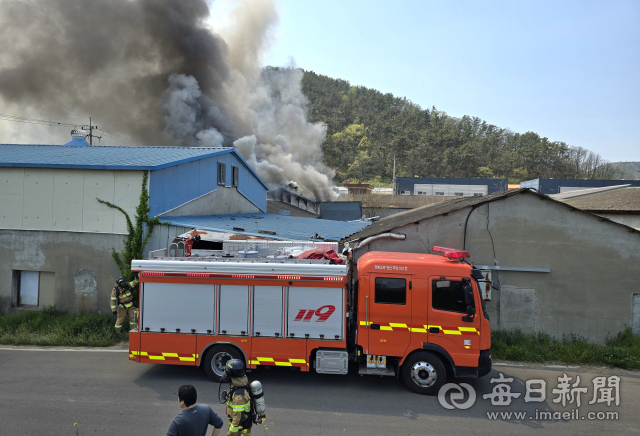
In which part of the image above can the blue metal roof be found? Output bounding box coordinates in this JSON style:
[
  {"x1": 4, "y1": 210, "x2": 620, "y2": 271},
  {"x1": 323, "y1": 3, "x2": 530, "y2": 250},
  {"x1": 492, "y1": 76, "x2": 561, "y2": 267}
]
[
  {"x1": 62, "y1": 138, "x2": 89, "y2": 147},
  {"x1": 160, "y1": 213, "x2": 371, "y2": 242},
  {"x1": 0, "y1": 144, "x2": 269, "y2": 189}
]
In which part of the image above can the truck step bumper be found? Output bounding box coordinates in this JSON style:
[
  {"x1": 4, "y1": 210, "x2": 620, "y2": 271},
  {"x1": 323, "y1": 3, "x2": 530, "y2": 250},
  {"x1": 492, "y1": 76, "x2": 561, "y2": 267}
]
[{"x1": 358, "y1": 363, "x2": 395, "y2": 376}]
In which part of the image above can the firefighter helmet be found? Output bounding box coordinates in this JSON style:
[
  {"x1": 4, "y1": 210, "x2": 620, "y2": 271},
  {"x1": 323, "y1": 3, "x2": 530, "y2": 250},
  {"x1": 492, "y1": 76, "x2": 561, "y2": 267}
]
[
  {"x1": 116, "y1": 276, "x2": 127, "y2": 286},
  {"x1": 226, "y1": 359, "x2": 245, "y2": 377}
]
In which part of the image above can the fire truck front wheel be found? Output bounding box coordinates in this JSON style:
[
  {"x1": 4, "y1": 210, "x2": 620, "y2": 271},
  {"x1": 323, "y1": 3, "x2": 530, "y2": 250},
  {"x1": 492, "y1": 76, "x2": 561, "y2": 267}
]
[
  {"x1": 203, "y1": 345, "x2": 243, "y2": 382},
  {"x1": 401, "y1": 352, "x2": 446, "y2": 395}
]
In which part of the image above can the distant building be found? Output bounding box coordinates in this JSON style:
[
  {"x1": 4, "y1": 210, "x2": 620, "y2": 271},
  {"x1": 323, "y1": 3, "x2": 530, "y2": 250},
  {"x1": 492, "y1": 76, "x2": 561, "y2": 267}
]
[
  {"x1": 266, "y1": 188, "x2": 318, "y2": 218},
  {"x1": 344, "y1": 183, "x2": 374, "y2": 195},
  {"x1": 0, "y1": 131, "x2": 268, "y2": 314},
  {"x1": 521, "y1": 178, "x2": 640, "y2": 195},
  {"x1": 395, "y1": 177, "x2": 508, "y2": 197},
  {"x1": 372, "y1": 187, "x2": 393, "y2": 195}
]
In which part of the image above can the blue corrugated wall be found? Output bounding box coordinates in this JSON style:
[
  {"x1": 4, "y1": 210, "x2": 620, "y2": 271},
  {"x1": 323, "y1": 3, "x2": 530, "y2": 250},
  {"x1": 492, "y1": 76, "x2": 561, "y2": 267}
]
[{"x1": 149, "y1": 153, "x2": 267, "y2": 217}]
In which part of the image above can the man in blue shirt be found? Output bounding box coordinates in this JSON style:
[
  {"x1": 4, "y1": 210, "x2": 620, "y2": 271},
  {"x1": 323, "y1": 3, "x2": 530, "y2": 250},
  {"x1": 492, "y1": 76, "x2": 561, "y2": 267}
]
[{"x1": 166, "y1": 385, "x2": 224, "y2": 436}]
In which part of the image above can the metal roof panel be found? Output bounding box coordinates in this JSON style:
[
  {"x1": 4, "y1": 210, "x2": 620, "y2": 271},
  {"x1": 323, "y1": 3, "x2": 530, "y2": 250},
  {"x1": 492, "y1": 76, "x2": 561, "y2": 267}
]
[
  {"x1": 159, "y1": 213, "x2": 371, "y2": 242},
  {"x1": 0, "y1": 144, "x2": 231, "y2": 171}
]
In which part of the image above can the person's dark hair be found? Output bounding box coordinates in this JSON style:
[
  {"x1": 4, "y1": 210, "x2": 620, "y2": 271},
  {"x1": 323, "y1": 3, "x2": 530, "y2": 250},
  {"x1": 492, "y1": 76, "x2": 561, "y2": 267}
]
[{"x1": 178, "y1": 385, "x2": 197, "y2": 407}]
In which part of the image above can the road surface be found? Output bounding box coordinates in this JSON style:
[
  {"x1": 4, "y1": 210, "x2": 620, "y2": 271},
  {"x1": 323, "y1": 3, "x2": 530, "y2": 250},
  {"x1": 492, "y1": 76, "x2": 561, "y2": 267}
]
[{"x1": 0, "y1": 346, "x2": 638, "y2": 435}]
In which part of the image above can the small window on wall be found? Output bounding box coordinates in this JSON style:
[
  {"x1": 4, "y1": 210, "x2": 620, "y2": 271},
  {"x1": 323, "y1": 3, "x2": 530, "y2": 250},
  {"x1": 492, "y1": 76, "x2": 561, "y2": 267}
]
[
  {"x1": 18, "y1": 271, "x2": 40, "y2": 306},
  {"x1": 435, "y1": 192, "x2": 445, "y2": 196},
  {"x1": 232, "y1": 166, "x2": 239, "y2": 187},
  {"x1": 454, "y1": 192, "x2": 464, "y2": 197},
  {"x1": 375, "y1": 277, "x2": 406, "y2": 305},
  {"x1": 473, "y1": 193, "x2": 483, "y2": 197},
  {"x1": 218, "y1": 163, "x2": 226, "y2": 185},
  {"x1": 432, "y1": 280, "x2": 467, "y2": 313}
]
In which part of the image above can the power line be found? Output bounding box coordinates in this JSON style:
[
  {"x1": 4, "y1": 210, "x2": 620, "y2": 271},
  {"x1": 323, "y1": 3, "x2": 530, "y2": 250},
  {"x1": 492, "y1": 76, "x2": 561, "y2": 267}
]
[
  {"x1": 0, "y1": 113, "x2": 80, "y2": 127},
  {"x1": 0, "y1": 112, "x2": 145, "y2": 147}
]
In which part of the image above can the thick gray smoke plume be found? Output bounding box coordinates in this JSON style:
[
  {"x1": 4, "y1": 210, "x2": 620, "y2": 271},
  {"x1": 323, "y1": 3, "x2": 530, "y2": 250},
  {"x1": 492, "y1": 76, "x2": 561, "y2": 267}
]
[{"x1": 0, "y1": 0, "x2": 336, "y2": 200}]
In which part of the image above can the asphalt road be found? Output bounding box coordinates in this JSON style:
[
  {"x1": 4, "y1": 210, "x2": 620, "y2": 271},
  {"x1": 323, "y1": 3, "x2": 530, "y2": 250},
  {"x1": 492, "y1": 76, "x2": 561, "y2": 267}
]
[{"x1": 1, "y1": 347, "x2": 639, "y2": 435}]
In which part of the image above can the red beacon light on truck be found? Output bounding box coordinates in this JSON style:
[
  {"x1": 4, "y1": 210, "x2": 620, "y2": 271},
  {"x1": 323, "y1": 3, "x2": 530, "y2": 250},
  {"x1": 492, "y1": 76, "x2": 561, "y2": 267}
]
[{"x1": 432, "y1": 246, "x2": 470, "y2": 260}]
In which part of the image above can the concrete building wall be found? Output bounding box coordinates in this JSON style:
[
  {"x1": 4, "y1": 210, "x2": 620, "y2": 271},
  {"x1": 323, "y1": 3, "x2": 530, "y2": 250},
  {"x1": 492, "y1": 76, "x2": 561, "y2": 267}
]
[
  {"x1": 0, "y1": 229, "x2": 125, "y2": 314},
  {"x1": 0, "y1": 168, "x2": 143, "y2": 234},
  {"x1": 597, "y1": 214, "x2": 640, "y2": 230},
  {"x1": 353, "y1": 191, "x2": 640, "y2": 343}
]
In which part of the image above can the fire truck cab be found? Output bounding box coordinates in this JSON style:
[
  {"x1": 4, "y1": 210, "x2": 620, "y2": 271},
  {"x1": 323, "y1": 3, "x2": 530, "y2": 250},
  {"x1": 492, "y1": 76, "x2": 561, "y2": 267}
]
[
  {"x1": 355, "y1": 250, "x2": 491, "y2": 394},
  {"x1": 128, "y1": 245, "x2": 491, "y2": 395}
]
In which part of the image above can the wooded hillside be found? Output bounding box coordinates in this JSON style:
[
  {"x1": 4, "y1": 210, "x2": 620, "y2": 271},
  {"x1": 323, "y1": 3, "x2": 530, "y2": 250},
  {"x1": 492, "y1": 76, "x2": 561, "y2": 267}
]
[{"x1": 297, "y1": 69, "x2": 626, "y2": 184}]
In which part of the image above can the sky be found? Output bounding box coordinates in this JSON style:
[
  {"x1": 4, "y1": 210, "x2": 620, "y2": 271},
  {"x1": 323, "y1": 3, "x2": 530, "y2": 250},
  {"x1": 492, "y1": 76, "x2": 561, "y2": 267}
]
[{"x1": 216, "y1": 0, "x2": 640, "y2": 162}]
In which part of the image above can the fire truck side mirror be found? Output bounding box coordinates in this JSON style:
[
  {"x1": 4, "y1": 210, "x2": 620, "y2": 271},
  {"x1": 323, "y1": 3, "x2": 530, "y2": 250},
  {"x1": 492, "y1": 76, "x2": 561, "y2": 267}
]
[{"x1": 464, "y1": 284, "x2": 474, "y2": 306}]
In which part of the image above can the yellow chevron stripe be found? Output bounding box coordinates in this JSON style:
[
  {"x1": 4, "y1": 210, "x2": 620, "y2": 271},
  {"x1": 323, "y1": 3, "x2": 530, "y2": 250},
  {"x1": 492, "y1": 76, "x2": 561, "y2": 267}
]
[
  {"x1": 410, "y1": 328, "x2": 427, "y2": 333},
  {"x1": 458, "y1": 327, "x2": 478, "y2": 332},
  {"x1": 162, "y1": 353, "x2": 179, "y2": 357},
  {"x1": 275, "y1": 361, "x2": 293, "y2": 366},
  {"x1": 256, "y1": 357, "x2": 274, "y2": 362},
  {"x1": 443, "y1": 330, "x2": 462, "y2": 335},
  {"x1": 379, "y1": 326, "x2": 393, "y2": 331},
  {"x1": 389, "y1": 323, "x2": 408, "y2": 328},
  {"x1": 289, "y1": 359, "x2": 307, "y2": 364},
  {"x1": 148, "y1": 355, "x2": 165, "y2": 360},
  {"x1": 179, "y1": 357, "x2": 196, "y2": 362}
]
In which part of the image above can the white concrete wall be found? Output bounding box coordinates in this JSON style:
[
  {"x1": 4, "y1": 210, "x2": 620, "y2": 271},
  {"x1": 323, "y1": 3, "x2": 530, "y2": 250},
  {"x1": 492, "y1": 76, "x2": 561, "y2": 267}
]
[{"x1": 0, "y1": 168, "x2": 143, "y2": 234}]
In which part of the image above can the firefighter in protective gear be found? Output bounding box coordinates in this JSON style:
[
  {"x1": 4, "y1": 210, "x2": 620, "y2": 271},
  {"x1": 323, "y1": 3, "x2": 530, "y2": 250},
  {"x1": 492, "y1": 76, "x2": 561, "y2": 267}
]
[
  {"x1": 111, "y1": 275, "x2": 139, "y2": 334},
  {"x1": 224, "y1": 359, "x2": 253, "y2": 436}
]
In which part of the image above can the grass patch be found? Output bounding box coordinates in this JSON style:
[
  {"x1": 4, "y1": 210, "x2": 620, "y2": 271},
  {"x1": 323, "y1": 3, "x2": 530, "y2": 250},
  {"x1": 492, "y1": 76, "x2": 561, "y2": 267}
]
[
  {"x1": 492, "y1": 328, "x2": 640, "y2": 370},
  {"x1": 0, "y1": 308, "x2": 126, "y2": 347}
]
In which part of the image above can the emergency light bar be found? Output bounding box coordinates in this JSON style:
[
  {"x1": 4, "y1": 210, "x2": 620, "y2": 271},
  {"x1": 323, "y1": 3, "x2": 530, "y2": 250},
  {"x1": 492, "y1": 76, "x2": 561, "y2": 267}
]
[
  {"x1": 432, "y1": 246, "x2": 470, "y2": 260},
  {"x1": 140, "y1": 271, "x2": 345, "y2": 282}
]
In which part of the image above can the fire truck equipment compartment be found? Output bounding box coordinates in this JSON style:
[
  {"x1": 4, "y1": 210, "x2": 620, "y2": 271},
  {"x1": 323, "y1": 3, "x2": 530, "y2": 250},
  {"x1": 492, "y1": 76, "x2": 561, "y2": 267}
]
[
  {"x1": 142, "y1": 282, "x2": 215, "y2": 333},
  {"x1": 287, "y1": 286, "x2": 344, "y2": 340},
  {"x1": 219, "y1": 285, "x2": 250, "y2": 335},
  {"x1": 252, "y1": 286, "x2": 284, "y2": 337}
]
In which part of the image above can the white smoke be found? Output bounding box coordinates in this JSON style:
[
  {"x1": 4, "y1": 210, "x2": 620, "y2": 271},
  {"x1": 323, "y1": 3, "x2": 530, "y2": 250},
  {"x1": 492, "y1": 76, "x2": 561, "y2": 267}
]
[{"x1": 159, "y1": 0, "x2": 336, "y2": 200}]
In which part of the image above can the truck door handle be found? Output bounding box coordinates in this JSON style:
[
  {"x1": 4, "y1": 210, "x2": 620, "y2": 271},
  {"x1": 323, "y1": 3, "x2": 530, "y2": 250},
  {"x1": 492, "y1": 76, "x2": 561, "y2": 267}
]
[
  {"x1": 370, "y1": 324, "x2": 380, "y2": 330},
  {"x1": 429, "y1": 327, "x2": 440, "y2": 334}
]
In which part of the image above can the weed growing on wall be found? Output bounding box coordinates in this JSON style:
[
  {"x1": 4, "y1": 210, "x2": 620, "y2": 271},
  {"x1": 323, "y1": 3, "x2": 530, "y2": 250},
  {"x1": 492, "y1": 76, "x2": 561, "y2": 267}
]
[{"x1": 97, "y1": 171, "x2": 165, "y2": 303}]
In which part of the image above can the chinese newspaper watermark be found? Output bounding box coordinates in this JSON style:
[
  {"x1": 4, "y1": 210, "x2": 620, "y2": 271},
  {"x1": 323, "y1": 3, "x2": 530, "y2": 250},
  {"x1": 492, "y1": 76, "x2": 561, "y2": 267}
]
[{"x1": 438, "y1": 372, "x2": 620, "y2": 421}]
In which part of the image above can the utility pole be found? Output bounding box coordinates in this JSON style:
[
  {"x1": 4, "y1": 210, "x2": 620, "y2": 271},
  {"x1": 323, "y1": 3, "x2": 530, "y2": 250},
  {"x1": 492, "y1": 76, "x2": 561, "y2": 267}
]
[
  {"x1": 82, "y1": 117, "x2": 101, "y2": 145},
  {"x1": 392, "y1": 153, "x2": 396, "y2": 195}
]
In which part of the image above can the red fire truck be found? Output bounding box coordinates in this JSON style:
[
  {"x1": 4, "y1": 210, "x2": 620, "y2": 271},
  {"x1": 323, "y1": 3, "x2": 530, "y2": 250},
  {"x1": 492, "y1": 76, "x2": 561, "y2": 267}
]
[{"x1": 128, "y1": 246, "x2": 491, "y2": 394}]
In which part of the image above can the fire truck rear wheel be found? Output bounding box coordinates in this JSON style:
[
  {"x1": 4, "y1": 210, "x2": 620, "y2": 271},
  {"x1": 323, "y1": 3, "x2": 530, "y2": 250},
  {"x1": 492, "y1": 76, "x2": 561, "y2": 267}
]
[
  {"x1": 204, "y1": 345, "x2": 243, "y2": 382},
  {"x1": 401, "y1": 352, "x2": 446, "y2": 395}
]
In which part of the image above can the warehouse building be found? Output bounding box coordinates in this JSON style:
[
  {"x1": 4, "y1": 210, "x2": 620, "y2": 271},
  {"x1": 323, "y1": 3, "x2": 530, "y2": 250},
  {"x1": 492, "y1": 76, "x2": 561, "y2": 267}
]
[
  {"x1": 0, "y1": 131, "x2": 269, "y2": 314},
  {"x1": 346, "y1": 188, "x2": 640, "y2": 343},
  {"x1": 521, "y1": 177, "x2": 640, "y2": 195},
  {"x1": 395, "y1": 176, "x2": 508, "y2": 197}
]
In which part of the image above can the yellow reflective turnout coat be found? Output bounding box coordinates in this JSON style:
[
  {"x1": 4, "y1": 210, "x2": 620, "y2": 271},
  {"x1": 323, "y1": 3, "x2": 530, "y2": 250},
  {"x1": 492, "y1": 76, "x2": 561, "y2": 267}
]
[
  {"x1": 226, "y1": 376, "x2": 252, "y2": 435},
  {"x1": 110, "y1": 279, "x2": 138, "y2": 311}
]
